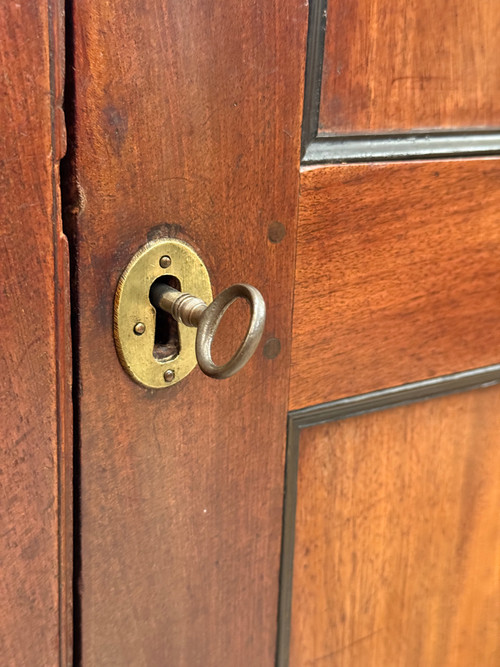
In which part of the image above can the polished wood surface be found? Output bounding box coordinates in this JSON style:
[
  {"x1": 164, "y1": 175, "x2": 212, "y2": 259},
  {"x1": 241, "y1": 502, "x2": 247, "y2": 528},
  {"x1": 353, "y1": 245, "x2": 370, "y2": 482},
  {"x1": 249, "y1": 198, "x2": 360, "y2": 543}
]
[
  {"x1": 68, "y1": 1, "x2": 307, "y2": 663},
  {"x1": 290, "y1": 159, "x2": 500, "y2": 410},
  {"x1": 318, "y1": 0, "x2": 500, "y2": 135},
  {"x1": 290, "y1": 384, "x2": 500, "y2": 667},
  {"x1": 0, "y1": 1, "x2": 72, "y2": 664}
]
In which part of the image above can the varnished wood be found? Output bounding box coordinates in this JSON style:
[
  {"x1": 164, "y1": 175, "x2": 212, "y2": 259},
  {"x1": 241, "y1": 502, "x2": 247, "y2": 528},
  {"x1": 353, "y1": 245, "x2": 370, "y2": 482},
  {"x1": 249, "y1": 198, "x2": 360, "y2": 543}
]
[
  {"x1": 0, "y1": 1, "x2": 72, "y2": 664},
  {"x1": 290, "y1": 159, "x2": 500, "y2": 410},
  {"x1": 289, "y1": 384, "x2": 500, "y2": 667},
  {"x1": 318, "y1": 0, "x2": 500, "y2": 135},
  {"x1": 67, "y1": 1, "x2": 307, "y2": 663}
]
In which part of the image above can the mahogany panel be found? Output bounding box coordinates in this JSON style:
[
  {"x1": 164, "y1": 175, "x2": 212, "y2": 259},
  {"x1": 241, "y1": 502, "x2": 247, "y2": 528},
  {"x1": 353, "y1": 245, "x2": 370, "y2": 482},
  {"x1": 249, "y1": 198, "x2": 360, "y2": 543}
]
[
  {"x1": 290, "y1": 384, "x2": 500, "y2": 667},
  {"x1": 0, "y1": 1, "x2": 71, "y2": 664},
  {"x1": 68, "y1": 1, "x2": 307, "y2": 664},
  {"x1": 318, "y1": 0, "x2": 500, "y2": 135},
  {"x1": 290, "y1": 160, "x2": 500, "y2": 410}
]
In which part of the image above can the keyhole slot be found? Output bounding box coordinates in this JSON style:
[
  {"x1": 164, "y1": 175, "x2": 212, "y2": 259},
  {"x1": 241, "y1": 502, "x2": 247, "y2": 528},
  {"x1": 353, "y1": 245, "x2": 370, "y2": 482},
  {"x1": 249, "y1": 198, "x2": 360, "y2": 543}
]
[{"x1": 149, "y1": 275, "x2": 181, "y2": 361}]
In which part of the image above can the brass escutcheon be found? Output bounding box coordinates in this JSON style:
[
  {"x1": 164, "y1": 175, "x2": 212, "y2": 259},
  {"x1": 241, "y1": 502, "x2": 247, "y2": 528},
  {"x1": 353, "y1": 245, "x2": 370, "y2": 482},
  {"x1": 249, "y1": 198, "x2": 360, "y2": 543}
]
[{"x1": 114, "y1": 238, "x2": 212, "y2": 388}]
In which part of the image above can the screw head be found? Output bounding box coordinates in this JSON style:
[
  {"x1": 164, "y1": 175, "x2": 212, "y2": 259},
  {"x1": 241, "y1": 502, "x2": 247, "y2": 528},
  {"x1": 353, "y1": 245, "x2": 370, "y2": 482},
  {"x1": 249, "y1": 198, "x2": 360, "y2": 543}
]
[
  {"x1": 133, "y1": 322, "x2": 146, "y2": 335},
  {"x1": 159, "y1": 255, "x2": 172, "y2": 269},
  {"x1": 163, "y1": 369, "x2": 175, "y2": 383}
]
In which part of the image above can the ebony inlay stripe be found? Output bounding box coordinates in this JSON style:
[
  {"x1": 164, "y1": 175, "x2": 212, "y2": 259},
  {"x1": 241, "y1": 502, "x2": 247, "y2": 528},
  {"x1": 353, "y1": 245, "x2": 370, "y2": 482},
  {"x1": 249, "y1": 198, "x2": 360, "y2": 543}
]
[
  {"x1": 300, "y1": 0, "x2": 327, "y2": 158},
  {"x1": 300, "y1": 4, "x2": 500, "y2": 162},
  {"x1": 276, "y1": 364, "x2": 500, "y2": 666},
  {"x1": 302, "y1": 131, "x2": 500, "y2": 164}
]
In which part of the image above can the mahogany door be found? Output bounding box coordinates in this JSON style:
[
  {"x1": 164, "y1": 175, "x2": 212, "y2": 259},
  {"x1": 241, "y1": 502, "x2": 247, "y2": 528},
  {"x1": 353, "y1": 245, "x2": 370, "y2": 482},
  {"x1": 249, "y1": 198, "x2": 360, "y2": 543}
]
[
  {"x1": 0, "y1": 2, "x2": 71, "y2": 664},
  {"x1": 2, "y1": 0, "x2": 499, "y2": 665},
  {"x1": 280, "y1": 2, "x2": 500, "y2": 665},
  {"x1": 66, "y1": 0, "x2": 500, "y2": 662}
]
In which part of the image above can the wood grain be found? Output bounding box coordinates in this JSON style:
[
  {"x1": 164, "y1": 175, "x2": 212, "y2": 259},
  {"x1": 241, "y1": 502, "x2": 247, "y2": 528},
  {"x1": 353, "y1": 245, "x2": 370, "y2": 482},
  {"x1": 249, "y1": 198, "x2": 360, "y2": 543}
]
[
  {"x1": 290, "y1": 384, "x2": 500, "y2": 667},
  {"x1": 67, "y1": 1, "x2": 307, "y2": 664},
  {"x1": 0, "y1": 1, "x2": 72, "y2": 664},
  {"x1": 318, "y1": 0, "x2": 500, "y2": 135},
  {"x1": 290, "y1": 159, "x2": 500, "y2": 410}
]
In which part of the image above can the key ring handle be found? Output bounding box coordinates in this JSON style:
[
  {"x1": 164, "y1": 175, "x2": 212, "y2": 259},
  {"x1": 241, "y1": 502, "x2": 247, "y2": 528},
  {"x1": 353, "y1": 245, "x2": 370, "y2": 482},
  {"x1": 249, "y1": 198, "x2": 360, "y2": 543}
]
[{"x1": 195, "y1": 283, "x2": 266, "y2": 379}]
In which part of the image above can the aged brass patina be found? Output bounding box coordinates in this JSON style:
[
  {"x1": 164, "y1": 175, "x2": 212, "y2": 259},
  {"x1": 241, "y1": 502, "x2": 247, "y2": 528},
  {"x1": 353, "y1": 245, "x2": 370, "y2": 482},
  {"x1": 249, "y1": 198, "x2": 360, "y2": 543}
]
[
  {"x1": 114, "y1": 238, "x2": 266, "y2": 388},
  {"x1": 114, "y1": 238, "x2": 212, "y2": 388}
]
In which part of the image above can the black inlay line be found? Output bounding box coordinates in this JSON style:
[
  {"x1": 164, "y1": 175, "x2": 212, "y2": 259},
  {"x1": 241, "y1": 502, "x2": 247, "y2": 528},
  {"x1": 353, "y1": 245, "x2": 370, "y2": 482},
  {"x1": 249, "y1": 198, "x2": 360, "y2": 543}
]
[
  {"x1": 302, "y1": 130, "x2": 500, "y2": 164},
  {"x1": 299, "y1": 3, "x2": 500, "y2": 163},
  {"x1": 300, "y1": 0, "x2": 327, "y2": 158},
  {"x1": 276, "y1": 364, "x2": 500, "y2": 667}
]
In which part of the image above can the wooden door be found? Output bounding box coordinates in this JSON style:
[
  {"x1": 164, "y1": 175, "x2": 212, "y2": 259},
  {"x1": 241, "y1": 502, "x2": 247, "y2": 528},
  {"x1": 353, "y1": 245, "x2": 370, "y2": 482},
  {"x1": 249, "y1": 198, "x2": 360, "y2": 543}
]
[
  {"x1": 279, "y1": 2, "x2": 500, "y2": 665},
  {"x1": 65, "y1": 2, "x2": 308, "y2": 665},
  {"x1": 3, "y1": 0, "x2": 497, "y2": 664},
  {"x1": 0, "y1": 1, "x2": 72, "y2": 664}
]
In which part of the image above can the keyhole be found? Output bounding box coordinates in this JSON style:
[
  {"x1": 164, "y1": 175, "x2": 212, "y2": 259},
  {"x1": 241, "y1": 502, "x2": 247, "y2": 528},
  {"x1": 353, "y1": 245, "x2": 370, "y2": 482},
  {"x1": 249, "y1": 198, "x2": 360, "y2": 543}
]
[{"x1": 149, "y1": 275, "x2": 181, "y2": 361}]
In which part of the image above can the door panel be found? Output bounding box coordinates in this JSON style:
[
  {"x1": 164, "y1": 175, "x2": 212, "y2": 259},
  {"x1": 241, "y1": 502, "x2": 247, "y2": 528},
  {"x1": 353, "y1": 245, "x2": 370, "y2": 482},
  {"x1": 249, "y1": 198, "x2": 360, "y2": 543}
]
[
  {"x1": 60, "y1": 0, "x2": 500, "y2": 664},
  {"x1": 279, "y1": 0, "x2": 500, "y2": 664},
  {"x1": 287, "y1": 383, "x2": 500, "y2": 667},
  {"x1": 67, "y1": 1, "x2": 307, "y2": 663},
  {"x1": 0, "y1": 1, "x2": 71, "y2": 664},
  {"x1": 291, "y1": 159, "x2": 500, "y2": 410},
  {"x1": 319, "y1": 0, "x2": 500, "y2": 135}
]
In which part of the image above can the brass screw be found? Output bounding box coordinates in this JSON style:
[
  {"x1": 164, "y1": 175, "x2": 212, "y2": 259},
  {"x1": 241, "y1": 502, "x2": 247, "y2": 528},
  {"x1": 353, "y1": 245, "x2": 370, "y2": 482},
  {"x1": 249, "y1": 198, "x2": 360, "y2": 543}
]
[
  {"x1": 163, "y1": 369, "x2": 175, "y2": 382},
  {"x1": 133, "y1": 322, "x2": 146, "y2": 335},
  {"x1": 159, "y1": 255, "x2": 172, "y2": 269}
]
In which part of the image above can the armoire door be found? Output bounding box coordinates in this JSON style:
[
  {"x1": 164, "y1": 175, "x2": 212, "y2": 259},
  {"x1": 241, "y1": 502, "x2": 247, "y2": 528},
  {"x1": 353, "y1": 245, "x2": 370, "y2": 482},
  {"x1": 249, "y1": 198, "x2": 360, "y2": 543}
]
[
  {"x1": 64, "y1": 0, "x2": 500, "y2": 665},
  {"x1": 0, "y1": 1, "x2": 72, "y2": 664}
]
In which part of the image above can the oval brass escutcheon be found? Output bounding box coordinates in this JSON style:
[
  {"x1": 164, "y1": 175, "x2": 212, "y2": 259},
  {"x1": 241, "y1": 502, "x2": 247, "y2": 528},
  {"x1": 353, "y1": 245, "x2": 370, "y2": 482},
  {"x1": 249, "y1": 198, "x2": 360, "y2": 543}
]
[{"x1": 114, "y1": 238, "x2": 212, "y2": 388}]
